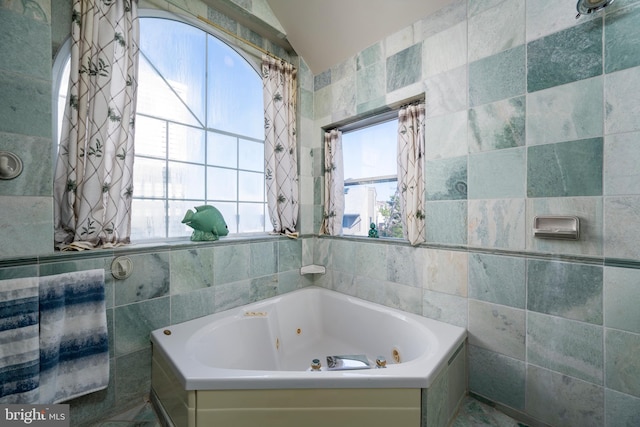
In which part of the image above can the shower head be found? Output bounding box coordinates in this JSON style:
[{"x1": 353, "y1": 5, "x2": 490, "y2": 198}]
[{"x1": 576, "y1": 0, "x2": 615, "y2": 19}]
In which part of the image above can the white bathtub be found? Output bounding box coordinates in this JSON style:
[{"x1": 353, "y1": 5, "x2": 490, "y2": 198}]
[{"x1": 150, "y1": 286, "x2": 467, "y2": 427}]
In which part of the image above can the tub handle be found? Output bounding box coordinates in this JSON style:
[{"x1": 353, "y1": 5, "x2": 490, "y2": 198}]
[
  {"x1": 310, "y1": 359, "x2": 321, "y2": 371},
  {"x1": 376, "y1": 356, "x2": 387, "y2": 368}
]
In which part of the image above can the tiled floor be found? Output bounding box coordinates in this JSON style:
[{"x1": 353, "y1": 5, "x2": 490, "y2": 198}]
[{"x1": 92, "y1": 395, "x2": 527, "y2": 427}]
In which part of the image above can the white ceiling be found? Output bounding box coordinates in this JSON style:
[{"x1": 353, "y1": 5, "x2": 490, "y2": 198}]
[{"x1": 265, "y1": 0, "x2": 455, "y2": 74}]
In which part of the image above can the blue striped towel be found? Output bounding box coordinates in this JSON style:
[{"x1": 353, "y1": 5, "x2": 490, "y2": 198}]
[
  {"x1": 39, "y1": 269, "x2": 109, "y2": 404},
  {"x1": 0, "y1": 277, "x2": 40, "y2": 404}
]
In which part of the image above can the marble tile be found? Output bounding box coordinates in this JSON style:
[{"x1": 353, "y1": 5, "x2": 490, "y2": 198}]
[
  {"x1": 423, "y1": 22, "x2": 467, "y2": 78},
  {"x1": 527, "y1": 259, "x2": 603, "y2": 324},
  {"x1": 468, "y1": 147, "x2": 526, "y2": 199},
  {"x1": 250, "y1": 274, "x2": 279, "y2": 301},
  {"x1": 331, "y1": 56, "x2": 356, "y2": 83},
  {"x1": 331, "y1": 74, "x2": 356, "y2": 122},
  {"x1": 422, "y1": 289, "x2": 468, "y2": 328},
  {"x1": 469, "y1": 45, "x2": 526, "y2": 107},
  {"x1": 170, "y1": 286, "x2": 216, "y2": 324},
  {"x1": 0, "y1": 9, "x2": 50, "y2": 80},
  {"x1": 468, "y1": 253, "x2": 526, "y2": 308},
  {"x1": 414, "y1": 0, "x2": 467, "y2": 40},
  {"x1": 527, "y1": 18, "x2": 603, "y2": 93},
  {"x1": 425, "y1": 200, "x2": 467, "y2": 245},
  {"x1": 468, "y1": 300, "x2": 525, "y2": 360},
  {"x1": 386, "y1": 43, "x2": 422, "y2": 93},
  {"x1": 604, "y1": 267, "x2": 640, "y2": 334},
  {"x1": 526, "y1": 197, "x2": 604, "y2": 256},
  {"x1": 354, "y1": 241, "x2": 387, "y2": 280},
  {"x1": 313, "y1": 85, "x2": 331, "y2": 120},
  {"x1": 213, "y1": 244, "x2": 250, "y2": 284},
  {"x1": 526, "y1": 364, "x2": 604, "y2": 427},
  {"x1": 527, "y1": 311, "x2": 603, "y2": 384},
  {"x1": 278, "y1": 238, "x2": 302, "y2": 272},
  {"x1": 386, "y1": 245, "x2": 423, "y2": 288},
  {"x1": 385, "y1": 26, "x2": 415, "y2": 57},
  {"x1": 249, "y1": 241, "x2": 277, "y2": 277},
  {"x1": 526, "y1": 77, "x2": 603, "y2": 146},
  {"x1": 468, "y1": 0, "x2": 507, "y2": 18},
  {"x1": 605, "y1": 131, "x2": 640, "y2": 195},
  {"x1": 604, "y1": 196, "x2": 640, "y2": 259},
  {"x1": 422, "y1": 248, "x2": 468, "y2": 297},
  {"x1": 0, "y1": 0, "x2": 51, "y2": 23},
  {"x1": 381, "y1": 281, "x2": 422, "y2": 315},
  {"x1": 424, "y1": 110, "x2": 468, "y2": 160},
  {"x1": 356, "y1": 62, "x2": 384, "y2": 106},
  {"x1": 0, "y1": 196, "x2": 53, "y2": 259},
  {"x1": 424, "y1": 364, "x2": 448, "y2": 427},
  {"x1": 299, "y1": 88, "x2": 313, "y2": 120},
  {"x1": 605, "y1": 3, "x2": 640, "y2": 73},
  {"x1": 114, "y1": 296, "x2": 170, "y2": 356},
  {"x1": 605, "y1": 389, "x2": 640, "y2": 427},
  {"x1": 606, "y1": 328, "x2": 640, "y2": 397},
  {"x1": 278, "y1": 269, "x2": 309, "y2": 294},
  {"x1": 331, "y1": 238, "x2": 356, "y2": 273},
  {"x1": 452, "y1": 396, "x2": 526, "y2": 427},
  {"x1": 468, "y1": 96, "x2": 525, "y2": 153},
  {"x1": 0, "y1": 72, "x2": 51, "y2": 138},
  {"x1": 527, "y1": 138, "x2": 603, "y2": 197},
  {"x1": 468, "y1": 345, "x2": 526, "y2": 410},
  {"x1": 605, "y1": 65, "x2": 640, "y2": 135},
  {"x1": 605, "y1": 0, "x2": 640, "y2": 13},
  {"x1": 314, "y1": 69, "x2": 331, "y2": 91},
  {"x1": 115, "y1": 252, "x2": 170, "y2": 305},
  {"x1": 526, "y1": 0, "x2": 596, "y2": 41},
  {"x1": 357, "y1": 42, "x2": 382, "y2": 70},
  {"x1": 426, "y1": 156, "x2": 467, "y2": 201},
  {"x1": 115, "y1": 347, "x2": 153, "y2": 409},
  {"x1": 468, "y1": 0, "x2": 525, "y2": 62},
  {"x1": 214, "y1": 278, "x2": 251, "y2": 312},
  {"x1": 468, "y1": 199, "x2": 526, "y2": 250},
  {"x1": 169, "y1": 248, "x2": 213, "y2": 294},
  {"x1": 0, "y1": 265, "x2": 37, "y2": 280},
  {"x1": 424, "y1": 65, "x2": 467, "y2": 117}
]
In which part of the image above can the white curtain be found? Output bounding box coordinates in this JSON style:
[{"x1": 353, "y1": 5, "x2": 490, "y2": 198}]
[
  {"x1": 397, "y1": 103, "x2": 426, "y2": 245},
  {"x1": 262, "y1": 55, "x2": 299, "y2": 236},
  {"x1": 53, "y1": 0, "x2": 139, "y2": 250},
  {"x1": 319, "y1": 129, "x2": 344, "y2": 236}
]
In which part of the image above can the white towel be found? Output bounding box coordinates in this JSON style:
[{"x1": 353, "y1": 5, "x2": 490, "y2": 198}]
[
  {"x1": 0, "y1": 277, "x2": 40, "y2": 404},
  {"x1": 39, "y1": 269, "x2": 109, "y2": 403}
]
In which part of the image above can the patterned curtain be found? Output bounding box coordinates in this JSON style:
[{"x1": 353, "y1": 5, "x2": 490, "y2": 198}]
[
  {"x1": 262, "y1": 55, "x2": 299, "y2": 236},
  {"x1": 319, "y1": 129, "x2": 344, "y2": 236},
  {"x1": 53, "y1": 0, "x2": 139, "y2": 250},
  {"x1": 397, "y1": 103, "x2": 426, "y2": 245}
]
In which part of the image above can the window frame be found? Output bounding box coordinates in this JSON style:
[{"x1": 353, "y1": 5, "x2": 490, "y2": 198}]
[
  {"x1": 52, "y1": 9, "x2": 268, "y2": 242},
  {"x1": 338, "y1": 110, "x2": 404, "y2": 240}
]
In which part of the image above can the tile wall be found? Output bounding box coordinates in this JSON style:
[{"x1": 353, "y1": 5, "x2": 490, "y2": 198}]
[
  {"x1": 311, "y1": 0, "x2": 640, "y2": 425},
  {"x1": 2, "y1": 0, "x2": 640, "y2": 426},
  {"x1": 0, "y1": 0, "x2": 316, "y2": 425}
]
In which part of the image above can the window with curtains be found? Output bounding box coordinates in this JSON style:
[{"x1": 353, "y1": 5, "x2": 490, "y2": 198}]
[
  {"x1": 341, "y1": 114, "x2": 403, "y2": 238},
  {"x1": 54, "y1": 14, "x2": 266, "y2": 240}
]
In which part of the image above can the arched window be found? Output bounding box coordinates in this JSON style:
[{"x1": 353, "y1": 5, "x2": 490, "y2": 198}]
[{"x1": 53, "y1": 12, "x2": 266, "y2": 241}]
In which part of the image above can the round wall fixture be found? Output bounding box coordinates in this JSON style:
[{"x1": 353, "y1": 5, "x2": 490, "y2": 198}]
[
  {"x1": 576, "y1": 0, "x2": 615, "y2": 18},
  {"x1": 111, "y1": 256, "x2": 133, "y2": 280},
  {"x1": 0, "y1": 151, "x2": 23, "y2": 180}
]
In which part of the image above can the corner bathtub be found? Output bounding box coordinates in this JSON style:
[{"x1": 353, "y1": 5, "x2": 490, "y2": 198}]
[{"x1": 150, "y1": 286, "x2": 467, "y2": 427}]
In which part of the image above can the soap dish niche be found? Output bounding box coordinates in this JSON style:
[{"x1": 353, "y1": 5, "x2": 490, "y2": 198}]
[{"x1": 533, "y1": 216, "x2": 579, "y2": 240}]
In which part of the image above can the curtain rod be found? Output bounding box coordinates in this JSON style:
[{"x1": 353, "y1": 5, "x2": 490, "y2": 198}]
[{"x1": 163, "y1": 0, "x2": 292, "y2": 65}]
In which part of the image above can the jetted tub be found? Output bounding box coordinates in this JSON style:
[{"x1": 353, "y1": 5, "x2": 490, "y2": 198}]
[{"x1": 150, "y1": 286, "x2": 467, "y2": 427}]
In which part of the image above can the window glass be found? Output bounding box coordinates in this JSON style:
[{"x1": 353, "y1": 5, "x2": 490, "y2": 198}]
[
  {"x1": 55, "y1": 14, "x2": 267, "y2": 240},
  {"x1": 342, "y1": 118, "x2": 403, "y2": 238}
]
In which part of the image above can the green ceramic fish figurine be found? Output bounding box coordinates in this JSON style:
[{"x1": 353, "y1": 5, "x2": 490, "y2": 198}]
[{"x1": 181, "y1": 205, "x2": 229, "y2": 241}]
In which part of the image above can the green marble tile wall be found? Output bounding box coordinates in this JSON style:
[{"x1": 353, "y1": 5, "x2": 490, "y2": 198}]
[{"x1": 311, "y1": 0, "x2": 640, "y2": 425}]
